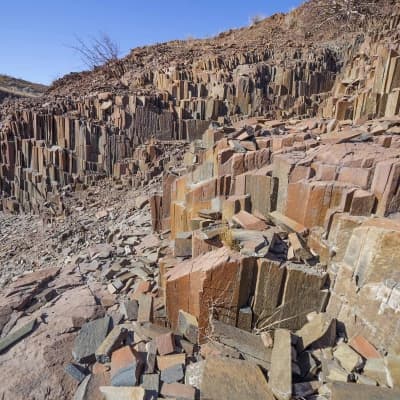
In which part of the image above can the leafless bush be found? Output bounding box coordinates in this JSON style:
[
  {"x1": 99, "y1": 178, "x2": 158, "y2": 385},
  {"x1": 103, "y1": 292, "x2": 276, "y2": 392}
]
[
  {"x1": 70, "y1": 33, "x2": 121, "y2": 69},
  {"x1": 250, "y1": 14, "x2": 265, "y2": 26}
]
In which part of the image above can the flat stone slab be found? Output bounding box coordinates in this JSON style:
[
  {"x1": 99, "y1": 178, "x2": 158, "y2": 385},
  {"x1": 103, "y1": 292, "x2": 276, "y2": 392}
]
[
  {"x1": 99, "y1": 386, "x2": 145, "y2": 400},
  {"x1": 0, "y1": 318, "x2": 36, "y2": 353},
  {"x1": 269, "y1": 329, "x2": 292, "y2": 400},
  {"x1": 200, "y1": 356, "x2": 274, "y2": 400},
  {"x1": 327, "y1": 382, "x2": 400, "y2": 400},
  {"x1": 73, "y1": 316, "x2": 111, "y2": 363}
]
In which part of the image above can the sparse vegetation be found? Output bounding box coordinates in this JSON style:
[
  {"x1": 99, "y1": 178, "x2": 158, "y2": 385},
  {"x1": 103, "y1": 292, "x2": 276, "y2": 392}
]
[
  {"x1": 70, "y1": 32, "x2": 121, "y2": 69},
  {"x1": 250, "y1": 14, "x2": 264, "y2": 26}
]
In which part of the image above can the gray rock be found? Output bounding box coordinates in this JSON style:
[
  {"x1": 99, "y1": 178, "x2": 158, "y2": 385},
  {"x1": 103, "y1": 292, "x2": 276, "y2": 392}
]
[
  {"x1": 0, "y1": 318, "x2": 36, "y2": 353},
  {"x1": 161, "y1": 363, "x2": 185, "y2": 383},
  {"x1": 73, "y1": 316, "x2": 111, "y2": 363},
  {"x1": 141, "y1": 373, "x2": 160, "y2": 400},
  {"x1": 65, "y1": 363, "x2": 87, "y2": 383},
  {"x1": 121, "y1": 300, "x2": 139, "y2": 321},
  {"x1": 73, "y1": 375, "x2": 91, "y2": 400}
]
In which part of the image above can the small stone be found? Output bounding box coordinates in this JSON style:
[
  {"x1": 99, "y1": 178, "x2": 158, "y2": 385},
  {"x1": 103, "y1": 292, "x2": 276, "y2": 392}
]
[
  {"x1": 160, "y1": 383, "x2": 195, "y2": 400},
  {"x1": 177, "y1": 310, "x2": 198, "y2": 344},
  {"x1": 145, "y1": 340, "x2": 157, "y2": 374},
  {"x1": 296, "y1": 313, "x2": 336, "y2": 350},
  {"x1": 156, "y1": 332, "x2": 175, "y2": 356},
  {"x1": 111, "y1": 345, "x2": 143, "y2": 386},
  {"x1": 95, "y1": 325, "x2": 129, "y2": 363},
  {"x1": 157, "y1": 353, "x2": 186, "y2": 371},
  {"x1": 138, "y1": 294, "x2": 153, "y2": 323},
  {"x1": 349, "y1": 335, "x2": 381, "y2": 359},
  {"x1": 99, "y1": 386, "x2": 145, "y2": 400},
  {"x1": 325, "y1": 359, "x2": 349, "y2": 383},
  {"x1": 161, "y1": 363, "x2": 184, "y2": 383},
  {"x1": 73, "y1": 375, "x2": 91, "y2": 400},
  {"x1": 0, "y1": 318, "x2": 36, "y2": 353},
  {"x1": 363, "y1": 357, "x2": 389, "y2": 386},
  {"x1": 260, "y1": 331, "x2": 273, "y2": 348},
  {"x1": 141, "y1": 373, "x2": 160, "y2": 400},
  {"x1": 333, "y1": 343, "x2": 363, "y2": 373},
  {"x1": 120, "y1": 300, "x2": 139, "y2": 321},
  {"x1": 385, "y1": 353, "x2": 400, "y2": 388},
  {"x1": 65, "y1": 363, "x2": 87, "y2": 383},
  {"x1": 185, "y1": 361, "x2": 205, "y2": 389}
]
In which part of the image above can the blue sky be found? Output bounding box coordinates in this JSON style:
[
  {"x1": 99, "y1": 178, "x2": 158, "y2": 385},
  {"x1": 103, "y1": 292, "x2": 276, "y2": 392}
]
[{"x1": 0, "y1": 1, "x2": 302, "y2": 85}]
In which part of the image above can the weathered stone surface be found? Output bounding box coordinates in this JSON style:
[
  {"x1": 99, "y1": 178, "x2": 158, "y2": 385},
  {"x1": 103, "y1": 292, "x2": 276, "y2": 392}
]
[
  {"x1": 386, "y1": 353, "x2": 400, "y2": 389},
  {"x1": 95, "y1": 325, "x2": 129, "y2": 363},
  {"x1": 111, "y1": 345, "x2": 142, "y2": 387},
  {"x1": 141, "y1": 373, "x2": 160, "y2": 400},
  {"x1": 120, "y1": 300, "x2": 139, "y2": 321},
  {"x1": 269, "y1": 329, "x2": 292, "y2": 400},
  {"x1": 333, "y1": 343, "x2": 362, "y2": 373},
  {"x1": 161, "y1": 363, "x2": 185, "y2": 383},
  {"x1": 210, "y1": 319, "x2": 271, "y2": 369},
  {"x1": 296, "y1": 314, "x2": 336, "y2": 350},
  {"x1": 99, "y1": 386, "x2": 145, "y2": 400},
  {"x1": 65, "y1": 363, "x2": 87, "y2": 383},
  {"x1": 155, "y1": 332, "x2": 175, "y2": 356},
  {"x1": 177, "y1": 310, "x2": 199, "y2": 344},
  {"x1": 0, "y1": 318, "x2": 36, "y2": 353},
  {"x1": 73, "y1": 316, "x2": 111, "y2": 364},
  {"x1": 160, "y1": 382, "x2": 195, "y2": 400},
  {"x1": 200, "y1": 357, "x2": 274, "y2": 400},
  {"x1": 326, "y1": 382, "x2": 400, "y2": 400}
]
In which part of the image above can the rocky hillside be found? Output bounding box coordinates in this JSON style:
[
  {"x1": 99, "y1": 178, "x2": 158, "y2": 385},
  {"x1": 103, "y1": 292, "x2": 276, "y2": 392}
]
[
  {"x1": 0, "y1": 1, "x2": 400, "y2": 399},
  {"x1": 0, "y1": 74, "x2": 47, "y2": 102}
]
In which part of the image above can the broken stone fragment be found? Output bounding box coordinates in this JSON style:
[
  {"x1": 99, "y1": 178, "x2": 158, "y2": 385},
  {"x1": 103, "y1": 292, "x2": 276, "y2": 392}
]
[
  {"x1": 288, "y1": 232, "x2": 313, "y2": 262},
  {"x1": 269, "y1": 329, "x2": 292, "y2": 400},
  {"x1": 73, "y1": 316, "x2": 111, "y2": 364},
  {"x1": 0, "y1": 318, "x2": 36, "y2": 353},
  {"x1": 95, "y1": 324, "x2": 129, "y2": 363},
  {"x1": 145, "y1": 340, "x2": 157, "y2": 374},
  {"x1": 326, "y1": 381, "x2": 400, "y2": 400},
  {"x1": 385, "y1": 353, "x2": 400, "y2": 388},
  {"x1": 210, "y1": 319, "x2": 271, "y2": 369},
  {"x1": 296, "y1": 313, "x2": 336, "y2": 350},
  {"x1": 99, "y1": 386, "x2": 145, "y2": 400},
  {"x1": 141, "y1": 373, "x2": 160, "y2": 400},
  {"x1": 174, "y1": 232, "x2": 192, "y2": 257},
  {"x1": 160, "y1": 363, "x2": 185, "y2": 383},
  {"x1": 185, "y1": 361, "x2": 205, "y2": 389},
  {"x1": 349, "y1": 335, "x2": 381, "y2": 359},
  {"x1": 232, "y1": 210, "x2": 267, "y2": 230},
  {"x1": 157, "y1": 353, "x2": 186, "y2": 371},
  {"x1": 160, "y1": 382, "x2": 196, "y2": 400},
  {"x1": 333, "y1": 342, "x2": 363, "y2": 373},
  {"x1": 200, "y1": 356, "x2": 274, "y2": 400},
  {"x1": 73, "y1": 374, "x2": 91, "y2": 400},
  {"x1": 137, "y1": 294, "x2": 153, "y2": 323},
  {"x1": 65, "y1": 363, "x2": 88, "y2": 383},
  {"x1": 120, "y1": 300, "x2": 139, "y2": 321},
  {"x1": 155, "y1": 332, "x2": 175, "y2": 356},
  {"x1": 177, "y1": 310, "x2": 199, "y2": 344},
  {"x1": 110, "y1": 345, "x2": 143, "y2": 386},
  {"x1": 363, "y1": 357, "x2": 389, "y2": 386}
]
